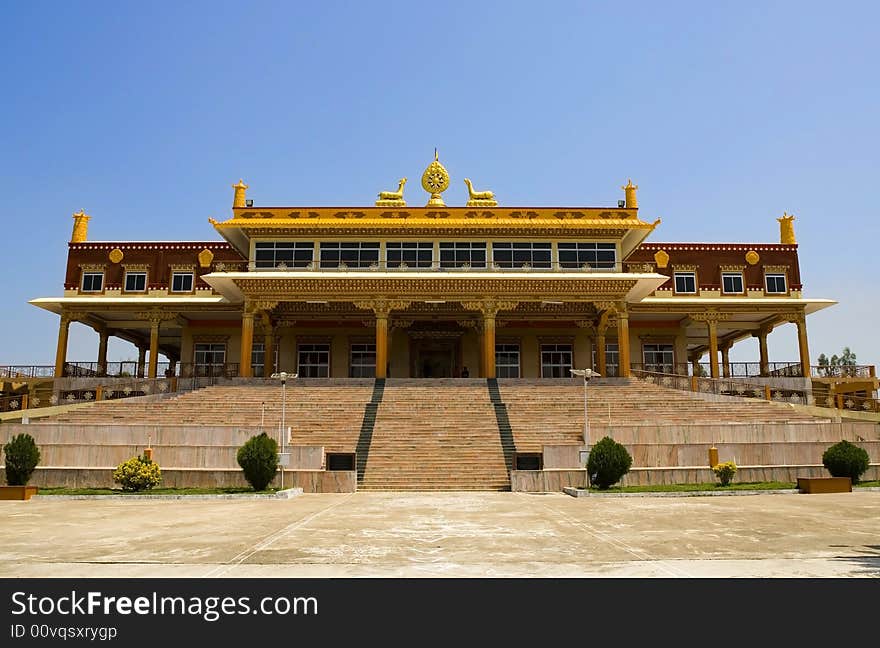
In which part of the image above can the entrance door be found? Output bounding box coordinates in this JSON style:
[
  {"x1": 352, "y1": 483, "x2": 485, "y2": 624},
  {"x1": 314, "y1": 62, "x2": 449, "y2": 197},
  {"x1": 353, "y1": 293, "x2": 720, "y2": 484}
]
[{"x1": 413, "y1": 339, "x2": 458, "y2": 378}]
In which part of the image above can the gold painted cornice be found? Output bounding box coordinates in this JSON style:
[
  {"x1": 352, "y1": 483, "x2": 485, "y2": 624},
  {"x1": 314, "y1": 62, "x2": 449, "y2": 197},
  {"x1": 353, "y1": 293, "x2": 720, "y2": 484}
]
[
  {"x1": 231, "y1": 276, "x2": 636, "y2": 302},
  {"x1": 212, "y1": 207, "x2": 657, "y2": 238}
]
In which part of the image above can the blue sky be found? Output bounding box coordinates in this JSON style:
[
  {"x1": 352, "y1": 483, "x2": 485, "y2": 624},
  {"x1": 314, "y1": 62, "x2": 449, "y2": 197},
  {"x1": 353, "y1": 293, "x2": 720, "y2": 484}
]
[{"x1": 1, "y1": 1, "x2": 877, "y2": 367}]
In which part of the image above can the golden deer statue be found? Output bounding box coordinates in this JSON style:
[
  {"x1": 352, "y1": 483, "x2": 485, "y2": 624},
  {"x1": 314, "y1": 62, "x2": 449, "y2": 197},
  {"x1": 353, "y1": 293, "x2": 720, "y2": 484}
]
[
  {"x1": 464, "y1": 178, "x2": 497, "y2": 206},
  {"x1": 378, "y1": 178, "x2": 406, "y2": 201}
]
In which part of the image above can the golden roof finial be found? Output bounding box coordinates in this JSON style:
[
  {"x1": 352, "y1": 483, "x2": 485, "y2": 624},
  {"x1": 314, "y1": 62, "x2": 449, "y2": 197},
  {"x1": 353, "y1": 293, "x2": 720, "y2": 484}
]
[
  {"x1": 777, "y1": 211, "x2": 796, "y2": 244},
  {"x1": 71, "y1": 208, "x2": 90, "y2": 243},
  {"x1": 422, "y1": 150, "x2": 449, "y2": 208},
  {"x1": 232, "y1": 179, "x2": 249, "y2": 208},
  {"x1": 621, "y1": 178, "x2": 639, "y2": 209}
]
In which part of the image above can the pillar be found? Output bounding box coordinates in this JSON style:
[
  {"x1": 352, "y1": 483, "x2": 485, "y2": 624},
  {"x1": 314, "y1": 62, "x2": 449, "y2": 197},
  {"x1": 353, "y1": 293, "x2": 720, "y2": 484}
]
[
  {"x1": 690, "y1": 354, "x2": 700, "y2": 376},
  {"x1": 596, "y1": 332, "x2": 607, "y2": 376},
  {"x1": 756, "y1": 326, "x2": 771, "y2": 377},
  {"x1": 97, "y1": 328, "x2": 109, "y2": 376},
  {"x1": 720, "y1": 342, "x2": 731, "y2": 378},
  {"x1": 375, "y1": 312, "x2": 389, "y2": 378},
  {"x1": 137, "y1": 346, "x2": 147, "y2": 378},
  {"x1": 54, "y1": 314, "x2": 72, "y2": 378},
  {"x1": 239, "y1": 309, "x2": 255, "y2": 378},
  {"x1": 260, "y1": 312, "x2": 275, "y2": 377},
  {"x1": 617, "y1": 307, "x2": 630, "y2": 378},
  {"x1": 264, "y1": 329, "x2": 275, "y2": 377},
  {"x1": 792, "y1": 315, "x2": 811, "y2": 378},
  {"x1": 148, "y1": 319, "x2": 160, "y2": 379},
  {"x1": 707, "y1": 320, "x2": 719, "y2": 379},
  {"x1": 482, "y1": 312, "x2": 496, "y2": 379}
]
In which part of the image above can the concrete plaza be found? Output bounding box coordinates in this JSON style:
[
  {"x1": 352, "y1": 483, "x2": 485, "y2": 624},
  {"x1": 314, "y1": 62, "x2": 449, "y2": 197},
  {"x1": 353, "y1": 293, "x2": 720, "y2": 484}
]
[{"x1": 1, "y1": 491, "x2": 878, "y2": 578}]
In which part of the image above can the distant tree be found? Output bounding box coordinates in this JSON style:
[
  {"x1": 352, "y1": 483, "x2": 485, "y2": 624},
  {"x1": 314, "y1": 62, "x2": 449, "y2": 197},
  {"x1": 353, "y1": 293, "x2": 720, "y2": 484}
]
[{"x1": 818, "y1": 348, "x2": 858, "y2": 377}]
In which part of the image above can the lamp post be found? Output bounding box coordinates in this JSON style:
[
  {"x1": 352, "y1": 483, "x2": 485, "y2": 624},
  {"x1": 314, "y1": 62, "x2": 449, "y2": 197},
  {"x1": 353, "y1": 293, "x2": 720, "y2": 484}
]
[
  {"x1": 270, "y1": 372, "x2": 297, "y2": 489},
  {"x1": 570, "y1": 368, "x2": 600, "y2": 488}
]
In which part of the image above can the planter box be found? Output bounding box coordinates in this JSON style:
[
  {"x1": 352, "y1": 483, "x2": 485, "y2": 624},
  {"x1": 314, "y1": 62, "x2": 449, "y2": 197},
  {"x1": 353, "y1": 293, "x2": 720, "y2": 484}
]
[
  {"x1": 797, "y1": 477, "x2": 851, "y2": 494},
  {"x1": 0, "y1": 486, "x2": 39, "y2": 501}
]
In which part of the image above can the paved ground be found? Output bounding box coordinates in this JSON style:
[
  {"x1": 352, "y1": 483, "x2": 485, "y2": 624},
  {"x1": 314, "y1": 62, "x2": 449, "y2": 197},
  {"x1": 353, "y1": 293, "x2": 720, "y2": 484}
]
[{"x1": 2, "y1": 491, "x2": 879, "y2": 577}]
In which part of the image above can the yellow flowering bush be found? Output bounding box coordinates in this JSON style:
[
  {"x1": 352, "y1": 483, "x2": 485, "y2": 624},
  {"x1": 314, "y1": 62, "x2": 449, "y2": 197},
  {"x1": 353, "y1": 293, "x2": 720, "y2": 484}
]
[
  {"x1": 712, "y1": 461, "x2": 737, "y2": 487},
  {"x1": 113, "y1": 455, "x2": 162, "y2": 492}
]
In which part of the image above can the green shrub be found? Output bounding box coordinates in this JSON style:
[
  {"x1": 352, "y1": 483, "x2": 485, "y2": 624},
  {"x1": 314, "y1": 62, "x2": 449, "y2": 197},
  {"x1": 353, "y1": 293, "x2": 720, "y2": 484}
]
[
  {"x1": 3, "y1": 433, "x2": 41, "y2": 486},
  {"x1": 236, "y1": 432, "x2": 278, "y2": 491},
  {"x1": 712, "y1": 461, "x2": 737, "y2": 487},
  {"x1": 587, "y1": 436, "x2": 633, "y2": 489},
  {"x1": 822, "y1": 440, "x2": 869, "y2": 484},
  {"x1": 113, "y1": 455, "x2": 162, "y2": 491}
]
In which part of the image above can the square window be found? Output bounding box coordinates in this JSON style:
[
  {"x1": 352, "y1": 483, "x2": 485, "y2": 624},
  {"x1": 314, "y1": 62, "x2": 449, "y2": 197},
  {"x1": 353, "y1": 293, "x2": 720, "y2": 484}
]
[
  {"x1": 765, "y1": 273, "x2": 787, "y2": 294},
  {"x1": 673, "y1": 272, "x2": 696, "y2": 294},
  {"x1": 124, "y1": 272, "x2": 147, "y2": 292},
  {"x1": 171, "y1": 272, "x2": 194, "y2": 292},
  {"x1": 81, "y1": 272, "x2": 103, "y2": 292},
  {"x1": 722, "y1": 272, "x2": 743, "y2": 294}
]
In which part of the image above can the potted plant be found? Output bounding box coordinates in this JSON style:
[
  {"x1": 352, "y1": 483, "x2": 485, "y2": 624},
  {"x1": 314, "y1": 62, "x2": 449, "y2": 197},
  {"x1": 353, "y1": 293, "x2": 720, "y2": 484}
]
[{"x1": 1, "y1": 433, "x2": 41, "y2": 500}]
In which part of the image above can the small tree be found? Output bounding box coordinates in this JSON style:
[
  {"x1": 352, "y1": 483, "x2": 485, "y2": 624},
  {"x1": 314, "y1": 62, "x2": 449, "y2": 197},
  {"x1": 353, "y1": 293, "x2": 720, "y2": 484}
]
[
  {"x1": 3, "y1": 433, "x2": 41, "y2": 486},
  {"x1": 113, "y1": 454, "x2": 161, "y2": 491},
  {"x1": 237, "y1": 432, "x2": 279, "y2": 491},
  {"x1": 822, "y1": 440, "x2": 869, "y2": 484},
  {"x1": 712, "y1": 461, "x2": 737, "y2": 487},
  {"x1": 587, "y1": 436, "x2": 633, "y2": 490}
]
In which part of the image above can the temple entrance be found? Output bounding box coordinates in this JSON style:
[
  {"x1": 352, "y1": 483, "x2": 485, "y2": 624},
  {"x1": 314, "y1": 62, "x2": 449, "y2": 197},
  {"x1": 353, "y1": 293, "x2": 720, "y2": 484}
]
[{"x1": 411, "y1": 336, "x2": 460, "y2": 378}]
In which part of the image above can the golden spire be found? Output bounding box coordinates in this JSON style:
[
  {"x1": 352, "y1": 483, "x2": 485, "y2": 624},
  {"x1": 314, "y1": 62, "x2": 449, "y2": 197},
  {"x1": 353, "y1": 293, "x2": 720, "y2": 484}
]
[
  {"x1": 777, "y1": 212, "x2": 796, "y2": 244},
  {"x1": 421, "y1": 150, "x2": 450, "y2": 208},
  {"x1": 232, "y1": 179, "x2": 249, "y2": 208},
  {"x1": 71, "y1": 209, "x2": 90, "y2": 243},
  {"x1": 621, "y1": 178, "x2": 638, "y2": 209}
]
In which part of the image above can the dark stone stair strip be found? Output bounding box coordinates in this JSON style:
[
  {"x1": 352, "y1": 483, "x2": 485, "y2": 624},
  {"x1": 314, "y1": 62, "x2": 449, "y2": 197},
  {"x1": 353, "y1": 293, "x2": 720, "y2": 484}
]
[
  {"x1": 355, "y1": 378, "x2": 385, "y2": 483},
  {"x1": 487, "y1": 378, "x2": 517, "y2": 475}
]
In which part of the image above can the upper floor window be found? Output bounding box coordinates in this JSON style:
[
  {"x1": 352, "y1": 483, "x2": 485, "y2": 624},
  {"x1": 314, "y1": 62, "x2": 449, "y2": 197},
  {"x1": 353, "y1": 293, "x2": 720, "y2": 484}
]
[
  {"x1": 439, "y1": 242, "x2": 486, "y2": 268},
  {"x1": 124, "y1": 271, "x2": 147, "y2": 293},
  {"x1": 558, "y1": 242, "x2": 616, "y2": 269},
  {"x1": 386, "y1": 242, "x2": 433, "y2": 268},
  {"x1": 171, "y1": 272, "x2": 194, "y2": 292},
  {"x1": 492, "y1": 242, "x2": 552, "y2": 269},
  {"x1": 254, "y1": 242, "x2": 314, "y2": 269},
  {"x1": 319, "y1": 242, "x2": 380, "y2": 269},
  {"x1": 81, "y1": 272, "x2": 103, "y2": 292},
  {"x1": 722, "y1": 272, "x2": 744, "y2": 294},
  {"x1": 765, "y1": 273, "x2": 787, "y2": 294},
  {"x1": 674, "y1": 271, "x2": 697, "y2": 294}
]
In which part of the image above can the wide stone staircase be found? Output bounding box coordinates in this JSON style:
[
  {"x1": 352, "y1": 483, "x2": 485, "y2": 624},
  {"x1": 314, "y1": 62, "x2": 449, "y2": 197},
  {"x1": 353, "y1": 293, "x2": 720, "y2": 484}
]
[
  {"x1": 358, "y1": 379, "x2": 512, "y2": 491},
  {"x1": 46, "y1": 379, "x2": 375, "y2": 454},
  {"x1": 499, "y1": 378, "x2": 831, "y2": 453},
  {"x1": 6, "y1": 377, "x2": 877, "y2": 490}
]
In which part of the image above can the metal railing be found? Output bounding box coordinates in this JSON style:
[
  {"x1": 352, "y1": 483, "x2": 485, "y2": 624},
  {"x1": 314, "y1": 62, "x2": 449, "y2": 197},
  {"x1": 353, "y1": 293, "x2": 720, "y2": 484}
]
[
  {"x1": 0, "y1": 365, "x2": 57, "y2": 379},
  {"x1": 631, "y1": 368, "x2": 811, "y2": 406},
  {"x1": 29, "y1": 362, "x2": 244, "y2": 379}
]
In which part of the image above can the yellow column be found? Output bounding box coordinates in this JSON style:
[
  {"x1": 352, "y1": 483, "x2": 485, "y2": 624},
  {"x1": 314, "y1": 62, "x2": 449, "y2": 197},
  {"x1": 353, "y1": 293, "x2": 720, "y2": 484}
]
[
  {"x1": 690, "y1": 354, "x2": 700, "y2": 376},
  {"x1": 375, "y1": 312, "x2": 389, "y2": 378},
  {"x1": 707, "y1": 320, "x2": 719, "y2": 379},
  {"x1": 239, "y1": 309, "x2": 255, "y2": 378},
  {"x1": 97, "y1": 328, "x2": 109, "y2": 376},
  {"x1": 483, "y1": 312, "x2": 496, "y2": 379},
  {"x1": 756, "y1": 326, "x2": 771, "y2": 377},
  {"x1": 594, "y1": 307, "x2": 613, "y2": 376},
  {"x1": 148, "y1": 319, "x2": 160, "y2": 379},
  {"x1": 720, "y1": 342, "x2": 731, "y2": 378},
  {"x1": 54, "y1": 314, "x2": 72, "y2": 378},
  {"x1": 476, "y1": 326, "x2": 484, "y2": 378},
  {"x1": 617, "y1": 306, "x2": 630, "y2": 378},
  {"x1": 137, "y1": 346, "x2": 147, "y2": 378},
  {"x1": 261, "y1": 313, "x2": 275, "y2": 377},
  {"x1": 791, "y1": 314, "x2": 811, "y2": 378}
]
